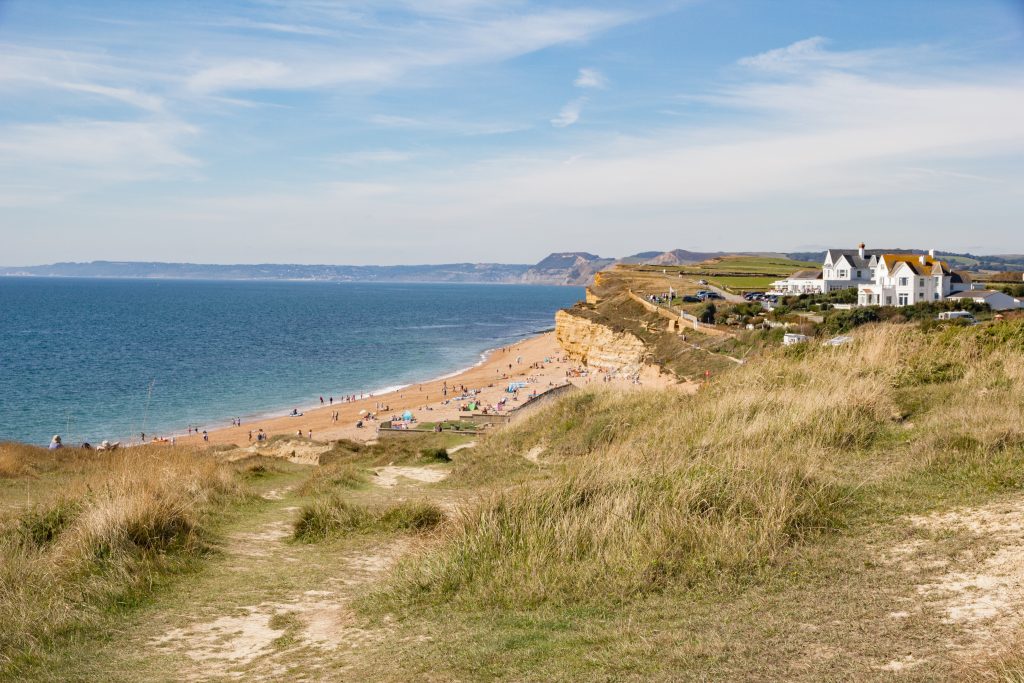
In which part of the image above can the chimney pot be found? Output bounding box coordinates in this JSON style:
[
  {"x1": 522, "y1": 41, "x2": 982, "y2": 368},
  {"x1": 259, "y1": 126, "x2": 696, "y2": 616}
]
[
  {"x1": 919, "y1": 255, "x2": 926, "y2": 265},
  {"x1": 928, "y1": 249, "x2": 935, "y2": 259}
]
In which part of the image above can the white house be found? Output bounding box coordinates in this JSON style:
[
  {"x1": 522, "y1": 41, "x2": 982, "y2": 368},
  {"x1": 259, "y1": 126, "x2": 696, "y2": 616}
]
[
  {"x1": 857, "y1": 251, "x2": 973, "y2": 307},
  {"x1": 821, "y1": 244, "x2": 885, "y2": 292},
  {"x1": 773, "y1": 243, "x2": 885, "y2": 294},
  {"x1": 946, "y1": 290, "x2": 1022, "y2": 311},
  {"x1": 772, "y1": 269, "x2": 824, "y2": 294}
]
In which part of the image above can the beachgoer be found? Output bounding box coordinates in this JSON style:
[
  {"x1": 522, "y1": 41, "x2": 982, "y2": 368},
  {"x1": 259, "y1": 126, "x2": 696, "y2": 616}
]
[
  {"x1": 202, "y1": 430, "x2": 208, "y2": 442},
  {"x1": 329, "y1": 396, "x2": 333, "y2": 405},
  {"x1": 248, "y1": 430, "x2": 252, "y2": 442},
  {"x1": 140, "y1": 432, "x2": 145, "y2": 442},
  {"x1": 320, "y1": 396, "x2": 324, "y2": 405},
  {"x1": 308, "y1": 429, "x2": 312, "y2": 439},
  {"x1": 48, "y1": 435, "x2": 62, "y2": 450}
]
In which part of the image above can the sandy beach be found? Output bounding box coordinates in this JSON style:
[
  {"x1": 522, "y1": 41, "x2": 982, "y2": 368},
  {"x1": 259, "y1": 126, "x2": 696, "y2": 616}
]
[{"x1": 171, "y1": 332, "x2": 681, "y2": 448}]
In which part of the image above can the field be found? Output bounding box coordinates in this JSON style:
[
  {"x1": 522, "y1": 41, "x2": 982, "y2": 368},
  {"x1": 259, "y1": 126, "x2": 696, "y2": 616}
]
[{"x1": 3, "y1": 321, "x2": 1024, "y2": 681}]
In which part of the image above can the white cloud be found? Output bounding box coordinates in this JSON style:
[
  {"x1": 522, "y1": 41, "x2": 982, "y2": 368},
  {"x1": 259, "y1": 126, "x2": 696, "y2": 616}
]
[
  {"x1": 574, "y1": 67, "x2": 607, "y2": 88},
  {"x1": 185, "y1": 7, "x2": 636, "y2": 94},
  {"x1": 738, "y1": 36, "x2": 882, "y2": 72},
  {"x1": 551, "y1": 98, "x2": 586, "y2": 127},
  {"x1": 0, "y1": 120, "x2": 198, "y2": 190}
]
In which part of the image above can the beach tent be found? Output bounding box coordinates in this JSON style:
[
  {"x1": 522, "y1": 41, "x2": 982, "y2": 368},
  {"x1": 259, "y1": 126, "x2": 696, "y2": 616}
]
[{"x1": 402, "y1": 410, "x2": 414, "y2": 421}]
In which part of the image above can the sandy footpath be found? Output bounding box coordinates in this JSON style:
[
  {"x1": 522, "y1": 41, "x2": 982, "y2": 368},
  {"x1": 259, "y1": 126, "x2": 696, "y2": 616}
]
[{"x1": 170, "y1": 332, "x2": 683, "y2": 448}]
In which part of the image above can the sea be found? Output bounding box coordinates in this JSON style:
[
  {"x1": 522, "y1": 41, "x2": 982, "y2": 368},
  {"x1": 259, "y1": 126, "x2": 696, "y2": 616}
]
[{"x1": 0, "y1": 278, "x2": 583, "y2": 446}]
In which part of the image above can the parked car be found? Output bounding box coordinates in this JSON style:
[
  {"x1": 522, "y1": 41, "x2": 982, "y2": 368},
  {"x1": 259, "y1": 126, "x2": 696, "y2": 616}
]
[
  {"x1": 697, "y1": 279, "x2": 709, "y2": 286},
  {"x1": 681, "y1": 295, "x2": 701, "y2": 303},
  {"x1": 705, "y1": 292, "x2": 724, "y2": 300}
]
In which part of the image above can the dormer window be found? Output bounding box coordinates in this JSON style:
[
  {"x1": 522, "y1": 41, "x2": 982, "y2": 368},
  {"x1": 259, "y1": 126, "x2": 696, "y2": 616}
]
[{"x1": 899, "y1": 277, "x2": 909, "y2": 286}]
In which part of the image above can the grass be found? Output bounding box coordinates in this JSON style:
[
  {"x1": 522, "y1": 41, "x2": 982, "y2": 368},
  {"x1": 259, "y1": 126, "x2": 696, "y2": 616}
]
[
  {"x1": 706, "y1": 275, "x2": 779, "y2": 291},
  {"x1": 293, "y1": 497, "x2": 445, "y2": 542},
  {"x1": 0, "y1": 444, "x2": 253, "y2": 675},
  {"x1": 349, "y1": 319, "x2": 1024, "y2": 678}
]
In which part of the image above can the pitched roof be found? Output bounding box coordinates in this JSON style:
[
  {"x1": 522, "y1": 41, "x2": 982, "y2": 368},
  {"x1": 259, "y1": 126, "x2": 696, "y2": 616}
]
[
  {"x1": 881, "y1": 254, "x2": 951, "y2": 276},
  {"x1": 948, "y1": 290, "x2": 1004, "y2": 299},
  {"x1": 826, "y1": 248, "x2": 887, "y2": 269}
]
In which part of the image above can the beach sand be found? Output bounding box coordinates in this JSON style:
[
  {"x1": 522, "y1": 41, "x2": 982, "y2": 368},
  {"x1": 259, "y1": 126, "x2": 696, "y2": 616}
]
[{"x1": 175, "y1": 332, "x2": 683, "y2": 448}]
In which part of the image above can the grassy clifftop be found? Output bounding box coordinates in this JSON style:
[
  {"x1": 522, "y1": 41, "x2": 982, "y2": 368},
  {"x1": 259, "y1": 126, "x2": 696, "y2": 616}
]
[{"x1": 360, "y1": 319, "x2": 1024, "y2": 680}]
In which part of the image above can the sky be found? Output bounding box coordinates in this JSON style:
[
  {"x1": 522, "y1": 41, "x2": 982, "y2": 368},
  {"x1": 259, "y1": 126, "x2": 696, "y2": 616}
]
[{"x1": 1, "y1": 0, "x2": 1023, "y2": 266}]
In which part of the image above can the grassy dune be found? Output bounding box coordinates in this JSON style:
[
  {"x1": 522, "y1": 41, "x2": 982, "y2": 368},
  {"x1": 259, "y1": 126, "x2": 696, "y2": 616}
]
[{"x1": 0, "y1": 445, "x2": 252, "y2": 674}]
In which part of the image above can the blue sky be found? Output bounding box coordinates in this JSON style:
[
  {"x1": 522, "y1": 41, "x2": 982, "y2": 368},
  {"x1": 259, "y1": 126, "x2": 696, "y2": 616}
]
[{"x1": 1, "y1": 0, "x2": 1022, "y2": 265}]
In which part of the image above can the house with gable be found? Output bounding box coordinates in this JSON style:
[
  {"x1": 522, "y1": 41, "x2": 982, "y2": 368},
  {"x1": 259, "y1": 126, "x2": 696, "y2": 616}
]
[
  {"x1": 773, "y1": 243, "x2": 884, "y2": 294},
  {"x1": 857, "y1": 250, "x2": 974, "y2": 307}
]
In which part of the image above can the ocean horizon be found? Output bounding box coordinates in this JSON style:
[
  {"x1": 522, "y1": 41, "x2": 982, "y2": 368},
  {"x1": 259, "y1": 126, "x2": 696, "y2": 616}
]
[{"x1": 0, "y1": 278, "x2": 582, "y2": 446}]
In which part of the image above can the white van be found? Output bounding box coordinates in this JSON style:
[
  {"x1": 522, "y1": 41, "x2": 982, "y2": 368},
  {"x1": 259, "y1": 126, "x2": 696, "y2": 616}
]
[{"x1": 937, "y1": 310, "x2": 976, "y2": 322}]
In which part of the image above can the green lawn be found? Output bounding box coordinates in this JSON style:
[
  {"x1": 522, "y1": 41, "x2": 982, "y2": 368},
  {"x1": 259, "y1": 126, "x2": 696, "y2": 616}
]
[{"x1": 706, "y1": 275, "x2": 779, "y2": 291}]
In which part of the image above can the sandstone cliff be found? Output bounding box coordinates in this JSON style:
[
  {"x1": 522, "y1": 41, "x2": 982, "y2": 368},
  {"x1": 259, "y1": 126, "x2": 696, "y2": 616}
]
[{"x1": 555, "y1": 309, "x2": 647, "y2": 372}]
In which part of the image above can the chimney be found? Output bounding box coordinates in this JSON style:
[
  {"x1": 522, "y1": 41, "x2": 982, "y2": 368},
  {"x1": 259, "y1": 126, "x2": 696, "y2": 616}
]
[
  {"x1": 919, "y1": 255, "x2": 926, "y2": 265},
  {"x1": 858, "y1": 243, "x2": 865, "y2": 258},
  {"x1": 928, "y1": 249, "x2": 935, "y2": 259}
]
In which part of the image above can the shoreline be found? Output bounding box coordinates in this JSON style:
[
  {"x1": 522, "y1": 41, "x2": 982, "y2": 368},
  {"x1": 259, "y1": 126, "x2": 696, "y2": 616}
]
[{"x1": 177, "y1": 331, "x2": 569, "y2": 447}]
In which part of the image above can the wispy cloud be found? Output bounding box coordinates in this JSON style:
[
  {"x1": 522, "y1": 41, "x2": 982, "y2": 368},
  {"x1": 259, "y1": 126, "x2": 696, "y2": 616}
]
[
  {"x1": 551, "y1": 98, "x2": 586, "y2": 127},
  {"x1": 185, "y1": 7, "x2": 637, "y2": 94},
  {"x1": 574, "y1": 67, "x2": 607, "y2": 88},
  {"x1": 738, "y1": 36, "x2": 883, "y2": 72}
]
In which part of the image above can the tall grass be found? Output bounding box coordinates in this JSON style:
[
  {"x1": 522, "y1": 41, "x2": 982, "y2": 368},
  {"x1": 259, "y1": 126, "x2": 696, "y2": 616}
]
[
  {"x1": 294, "y1": 497, "x2": 445, "y2": 542},
  {"x1": 376, "y1": 321, "x2": 1024, "y2": 609},
  {"x1": 0, "y1": 444, "x2": 249, "y2": 673}
]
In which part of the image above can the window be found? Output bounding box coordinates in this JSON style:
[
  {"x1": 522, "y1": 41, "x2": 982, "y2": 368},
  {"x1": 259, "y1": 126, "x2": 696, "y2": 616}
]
[
  {"x1": 886, "y1": 296, "x2": 893, "y2": 305},
  {"x1": 934, "y1": 293, "x2": 940, "y2": 300},
  {"x1": 898, "y1": 293, "x2": 909, "y2": 306},
  {"x1": 919, "y1": 278, "x2": 925, "y2": 287},
  {"x1": 838, "y1": 270, "x2": 848, "y2": 278},
  {"x1": 899, "y1": 277, "x2": 909, "y2": 286},
  {"x1": 857, "y1": 270, "x2": 862, "y2": 278}
]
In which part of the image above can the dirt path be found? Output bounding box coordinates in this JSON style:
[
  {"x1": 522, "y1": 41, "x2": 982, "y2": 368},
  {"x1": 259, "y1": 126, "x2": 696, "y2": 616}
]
[
  {"x1": 67, "y1": 465, "x2": 452, "y2": 682},
  {"x1": 886, "y1": 495, "x2": 1024, "y2": 665}
]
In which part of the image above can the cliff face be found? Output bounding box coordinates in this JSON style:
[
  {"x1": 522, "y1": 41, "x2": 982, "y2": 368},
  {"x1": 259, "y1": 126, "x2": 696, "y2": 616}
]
[{"x1": 555, "y1": 309, "x2": 647, "y2": 372}]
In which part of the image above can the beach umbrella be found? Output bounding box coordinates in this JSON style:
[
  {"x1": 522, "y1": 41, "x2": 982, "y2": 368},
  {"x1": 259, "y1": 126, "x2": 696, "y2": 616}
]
[
  {"x1": 402, "y1": 410, "x2": 413, "y2": 421},
  {"x1": 358, "y1": 409, "x2": 368, "y2": 416}
]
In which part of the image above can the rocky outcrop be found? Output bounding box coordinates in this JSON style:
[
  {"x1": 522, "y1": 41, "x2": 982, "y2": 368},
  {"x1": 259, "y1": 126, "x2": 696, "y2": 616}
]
[{"x1": 555, "y1": 310, "x2": 647, "y2": 372}]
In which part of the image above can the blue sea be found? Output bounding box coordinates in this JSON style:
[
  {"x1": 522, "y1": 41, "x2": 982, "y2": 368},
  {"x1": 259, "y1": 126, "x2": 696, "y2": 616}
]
[{"x1": 0, "y1": 278, "x2": 582, "y2": 446}]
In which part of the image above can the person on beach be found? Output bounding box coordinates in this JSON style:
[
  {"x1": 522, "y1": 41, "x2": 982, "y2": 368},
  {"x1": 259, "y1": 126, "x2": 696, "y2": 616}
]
[
  {"x1": 308, "y1": 429, "x2": 312, "y2": 439},
  {"x1": 248, "y1": 430, "x2": 252, "y2": 442},
  {"x1": 202, "y1": 430, "x2": 208, "y2": 442},
  {"x1": 329, "y1": 396, "x2": 333, "y2": 405},
  {"x1": 320, "y1": 396, "x2": 324, "y2": 405},
  {"x1": 49, "y1": 435, "x2": 62, "y2": 450}
]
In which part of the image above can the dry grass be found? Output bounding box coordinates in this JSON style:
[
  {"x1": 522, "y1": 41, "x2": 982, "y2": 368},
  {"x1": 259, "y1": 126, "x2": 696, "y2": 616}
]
[
  {"x1": 0, "y1": 444, "x2": 251, "y2": 674},
  {"x1": 373, "y1": 320, "x2": 1024, "y2": 612}
]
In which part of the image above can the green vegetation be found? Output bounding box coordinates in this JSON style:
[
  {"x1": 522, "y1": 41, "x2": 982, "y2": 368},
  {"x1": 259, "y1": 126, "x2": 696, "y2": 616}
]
[
  {"x1": 293, "y1": 498, "x2": 445, "y2": 542},
  {"x1": 0, "y1": 445, "x2": 252, "y2": 674}
]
